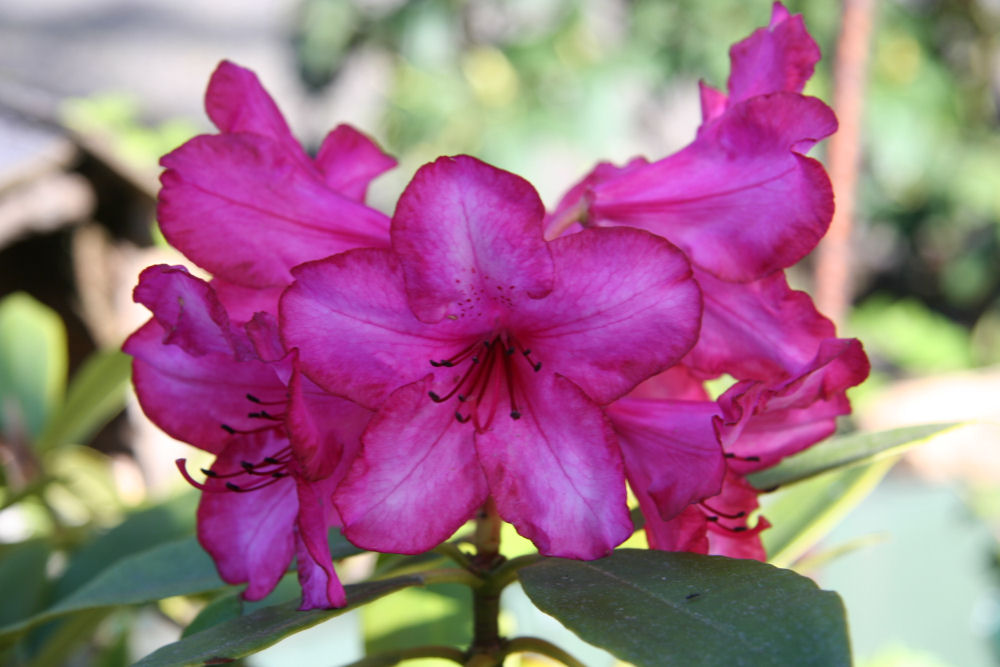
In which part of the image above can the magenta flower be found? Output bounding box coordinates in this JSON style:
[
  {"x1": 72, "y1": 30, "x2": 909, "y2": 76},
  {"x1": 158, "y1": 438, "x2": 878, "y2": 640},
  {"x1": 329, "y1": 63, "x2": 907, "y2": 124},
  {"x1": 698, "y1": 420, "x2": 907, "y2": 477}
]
[
  {"x1": 281, "y1": 155, "x2": 703, "y2": 559},
  {"x1": 610, "y1": 336, "x2": 870, "y2": 559},
  {"x1": 124, "y1": 265, "x2": 371, "y2": 608},
  {"x1": 548, "y1": 2, "x2": 832, "y2": 283},
  {"x1": 158, "y1": 60, "x2": 396, "y2": 290},
  {"x1": 546, "y1": 3, "x2": 839, "y2": 384}
]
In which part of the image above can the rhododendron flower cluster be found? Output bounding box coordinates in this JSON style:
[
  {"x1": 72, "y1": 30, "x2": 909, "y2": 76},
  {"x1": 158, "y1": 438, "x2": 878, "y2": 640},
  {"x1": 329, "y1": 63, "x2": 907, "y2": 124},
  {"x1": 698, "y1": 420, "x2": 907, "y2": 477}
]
[{"x1": 125, "y1": 2, "x2": 869, "y2": 610}]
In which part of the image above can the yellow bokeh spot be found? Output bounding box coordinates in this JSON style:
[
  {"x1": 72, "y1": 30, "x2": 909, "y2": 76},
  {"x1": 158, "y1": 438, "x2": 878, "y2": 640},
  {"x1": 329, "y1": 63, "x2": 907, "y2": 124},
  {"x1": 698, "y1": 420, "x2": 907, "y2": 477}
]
[
  {"x1": 877, "y1": 32, "x2": 922, "y2": 85},
  {"x1": 462, "y1": 47, "x2": 520, "y2": 107}
]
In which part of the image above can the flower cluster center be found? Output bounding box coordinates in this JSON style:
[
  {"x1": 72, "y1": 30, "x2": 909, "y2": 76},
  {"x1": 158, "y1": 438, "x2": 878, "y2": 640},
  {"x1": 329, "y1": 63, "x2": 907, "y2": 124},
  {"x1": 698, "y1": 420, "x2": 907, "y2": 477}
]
[{"x1": 427, "y1": 334, "x2": 542, "y2": 431}]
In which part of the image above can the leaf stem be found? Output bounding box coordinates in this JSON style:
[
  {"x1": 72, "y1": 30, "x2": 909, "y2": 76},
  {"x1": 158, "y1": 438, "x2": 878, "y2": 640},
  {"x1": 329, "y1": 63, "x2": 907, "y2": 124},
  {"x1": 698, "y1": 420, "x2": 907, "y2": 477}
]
[
  {"x1": 489, "y1": 553, "x2": 543, "y2": 593},
  {"x1": 505, "y1": 637, "x2": 588, "y2": 667}
]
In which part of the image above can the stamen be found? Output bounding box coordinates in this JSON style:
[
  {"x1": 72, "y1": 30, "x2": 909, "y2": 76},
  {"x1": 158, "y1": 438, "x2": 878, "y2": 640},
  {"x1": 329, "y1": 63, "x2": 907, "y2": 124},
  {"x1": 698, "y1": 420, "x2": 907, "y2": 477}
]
[
  {"x1": 725, "y1": 453, "x2": 761, "y2": 462},
  {"x1": 429, "y1": 341, "x2": 481, "y2": 368},
  {"x1": 699, "y1": 501, "x2": 746, "y2": 520}
]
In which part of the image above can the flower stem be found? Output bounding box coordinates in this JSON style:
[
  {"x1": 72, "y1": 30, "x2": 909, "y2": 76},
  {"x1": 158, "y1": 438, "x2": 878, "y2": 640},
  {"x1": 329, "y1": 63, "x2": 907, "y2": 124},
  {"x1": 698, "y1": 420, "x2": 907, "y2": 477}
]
[
  {"x1": 468, "y1": 497, "x2": 504, "y2": 665},
  {"x1": 506, "y1": 637, "x2": 587, "y2": 667},
  {"x1": 341, "y1": 645, "x2": 466, "y2": 666}
]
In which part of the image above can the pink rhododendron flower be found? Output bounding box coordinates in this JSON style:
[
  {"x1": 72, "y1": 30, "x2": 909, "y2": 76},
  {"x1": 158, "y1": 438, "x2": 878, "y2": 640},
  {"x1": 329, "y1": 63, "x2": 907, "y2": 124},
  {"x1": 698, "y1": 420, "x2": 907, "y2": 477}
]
[
  {"x1": 610, "y1": 336, "x2": 870, "y2": 559},
  {"x1": 547, "y1": 3, "x2": 832, "y2": 284},
  {"x1": 546, "y1": 2, "x2": 838, "y2": 384},
  {"x1": 158, "y1": 60, "x2": 396, "y2": 290},
  {"x1": 281, "y1": 155, "x2": 703, "y2": 559},
  {"x1": 124, "y1": 265, "x2": 371, "y2": 608}
]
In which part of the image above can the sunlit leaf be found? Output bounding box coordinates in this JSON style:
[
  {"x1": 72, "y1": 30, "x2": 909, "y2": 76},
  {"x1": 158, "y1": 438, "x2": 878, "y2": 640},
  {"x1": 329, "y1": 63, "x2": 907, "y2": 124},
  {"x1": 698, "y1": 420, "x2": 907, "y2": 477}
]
[
  {"x1": 0, "y1": 292, "x2": 67, "y2": 441},
  {"x1": 519, "y1": 549, "x2": 849, "y2": 667},
  {"x1": 747, "y1": 423, "x2": 958, "y2": 491},
  {"x1": 762, "y1": 458, "x2": 898, "y2": 569},
  {"x1": 36, "y1": 349, "x2": 132, "y2": 453}
]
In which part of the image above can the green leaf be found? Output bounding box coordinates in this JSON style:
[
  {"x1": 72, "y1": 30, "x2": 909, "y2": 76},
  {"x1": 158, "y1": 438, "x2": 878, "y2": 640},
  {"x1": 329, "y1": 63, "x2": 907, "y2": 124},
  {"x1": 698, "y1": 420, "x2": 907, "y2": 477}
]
[
  {"x1": 0, "y1": 537, "x2": 225, "y2": 640},
  {"x1": 747, "y1": 423, "x2": 958, "y2": 491},
  {"x1": 0, "y1": 540, "x2": 50, "y2": 628},
  {"x1": 762, "y1": 458, "x2": 897, "y2": 569},
  {"x1": 0, "y1": 292, "x2": 67, "y2": 441},
  {"x1": 134, "y1": 576, "x2": 425, "y2": 667},
  {"x1": 518, "y1": 549, "x2": 849, "y2": 667},
  {"x1": 53, "y1": 493, "x2": 198, "y2": 601},
  {"x1": 36, "y1": 349, "x2": 132, "y2": 452},
  {"x1": 182, "y1": 591, "x2": 243, "y2": 638}
]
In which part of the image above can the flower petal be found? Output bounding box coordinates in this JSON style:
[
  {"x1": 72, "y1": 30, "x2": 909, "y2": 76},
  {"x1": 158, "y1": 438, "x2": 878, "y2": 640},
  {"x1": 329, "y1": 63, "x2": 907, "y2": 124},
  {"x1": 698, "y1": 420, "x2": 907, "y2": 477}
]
[
  {"x1": 718, "y1": 338, "x2": 870, "y2": 473},
  {"x1": 205, "y1": 61, "x2": 308, "y2": 167},
  {"x1": 314, "y1": 125, "x2": 396, "y2": 201},
  {"x1": 590, "y1": 93, "x2": 836, "y2": 281},
  {"x1": 197, "y1": 431, "x2": 299, "y2": 601},
  {"x1": 334, "y1": 378, "x2": 489, "y2": 554},
  {"x1": 641, "y1": 503, "x2": 708, "y2": 554},
  {"x1": 124, "y1": 267, "x2": 285, "y2": 452},
  {"x1": 688, "y1": 268, "x2": 835, "y2": 381},
  {"x1": 512, "y1": 227, "x2": 701, "y2": 404},
  {"x1": 128, "y1": 326, "x2": 285, "y2": 453},
  {"x1": 159, "y1": 133, "x2": 390, "y2": 288},
  {"x1": 392, "y1": 155, "x2": 553, "y2": 322},
  {"x1": 286, "y1": 362, "x2": 371, "y2": 481},
  {"x1": 609, "y1": 397, "x2": 725, "y2": 521},
  {"x1": 476, "y1": 372, "x2": 631, "y2": 559},
  {"x1": 726, "y1": 4, "x2": 820, "y2": 105},
  {"x1": 132, "y1": 265, "x2": 243, "y2": 357},
  {"x1": 704, "y1": 474, "x2": 769, "y2": 560},
  {"x1": 281, "y1": 248, "x2": 478, "y2": 408},
  {"x1": 294, "y1": 475, "x2": 346, "y2": 609},
  {"x1": 212, "y1": 278, "x2": 284, "y2": 324}
]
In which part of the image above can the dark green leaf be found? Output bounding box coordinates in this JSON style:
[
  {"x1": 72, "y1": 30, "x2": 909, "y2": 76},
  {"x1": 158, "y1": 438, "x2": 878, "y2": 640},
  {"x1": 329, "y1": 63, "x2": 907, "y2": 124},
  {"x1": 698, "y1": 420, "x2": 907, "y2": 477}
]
[
  {"x1": 0, "y1": 540, "x2": 50, "y2": 627},
  {"x1": 134, "y1": 576, "x2": 424, "y2": 667},
  {"x1": 748, "y1": 423, "x2": 958, "y2": 491},
  {"x1": 0, "y1": 537, "x2": 224, "y2": 640},
  {"x1": 0, "y1": 292, "x2": 67, "y2": 440},
  {"x1": 36, "y1": 349, "x2": 132, "y2": 452},
  {"x1": 54, "y1": 492, "x2": 198, "y2": 600},
  {"x1": 762, "y1": 458, "x2": 897, "y2": 569},
  {"x1": 182, "y1": 591, "x2": 243, "y2": 638},
  {"x1": 519, "y1": 549, "x2": 849, "y2": 667}
]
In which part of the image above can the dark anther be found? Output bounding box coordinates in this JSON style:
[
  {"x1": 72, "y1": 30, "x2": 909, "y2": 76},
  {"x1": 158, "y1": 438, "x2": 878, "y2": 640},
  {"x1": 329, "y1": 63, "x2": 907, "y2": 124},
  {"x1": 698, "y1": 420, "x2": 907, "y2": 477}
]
[
  {"x1": 201, "y1": 468, "x2": 217, "y2": 477},
  {"x1": 430, "y1": 360, "x2": 443, "y2": 367},
  {"x1": 706, "y1": 515, "x2": 719, "y2": 522},
  {"x1": 731, "y1": 526, "x2": 748, "y2": 533},
  {"x1": 428, "y1": 391, "x2": 443, "y2": 402},
  {"x1": 506, "y1": 346, "x2": 515, "y2": 355},
  {"x1": 686, "y1": 593, "x2": 701, "y2": 600},
  {"x1": 221, "y1": 424, "x2": 236, "y2": 434},
  {"x1": 471, "y1": 356, "x2": 479, "y2": 364},
  {"x1": 263, "y1": 457, "x2": 280, "y2": 465},
  {"x1": 225, "y1": 482, "x2": 241, "y2": 492},
  {"x1": 532, "y1": 361, "x2": 542, "y2": 372},
  {"x1": 522, "y1": 348, "x2": 531, "y2": 356},
  {"x1": 725, "y1": 453, "x2": 761, "y2": 462},
  {"x1": 246, "y1": 393, "x2": 262, "y2": 403},
  {"x1": 271, "y1": 472, "x2": 286, "y2": 479},
  {"x1": 510, "y1": 410, "x2": 521, "y2": 420},
  {"x1": 458, "y1": 394, "x2": 467, "y2": 402},
  {"x1": 746, "y1": 456, "x2": 760, "y2": 462},
  {"x1": 455, "y1": 410, "x2": 470, "y2": 423},
  {"x1": 240, "y1": 460, "x2": 254, "y2": 471}
]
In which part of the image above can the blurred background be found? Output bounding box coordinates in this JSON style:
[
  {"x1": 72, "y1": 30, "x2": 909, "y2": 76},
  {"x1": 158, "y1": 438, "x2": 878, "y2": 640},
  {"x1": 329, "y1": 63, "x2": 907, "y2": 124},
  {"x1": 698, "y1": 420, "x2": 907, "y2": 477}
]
[{"x1": 1, "y1": 0, "x2": 999, "y2": 665}]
